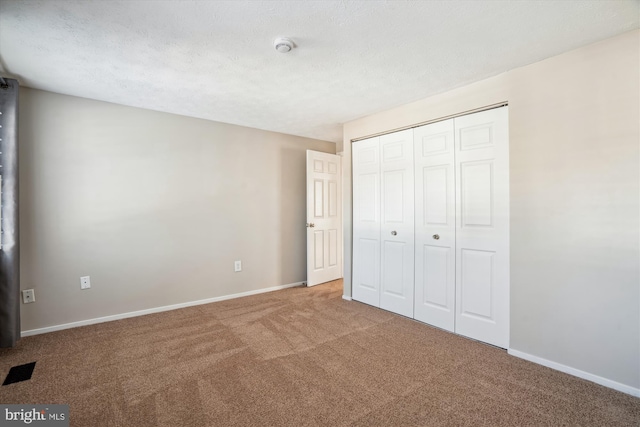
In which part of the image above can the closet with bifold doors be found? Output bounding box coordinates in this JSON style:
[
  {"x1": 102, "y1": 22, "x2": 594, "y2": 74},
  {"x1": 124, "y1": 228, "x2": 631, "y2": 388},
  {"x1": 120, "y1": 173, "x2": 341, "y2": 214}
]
[
  {"x1": 352, "y1": 106, "x2": 510, "y2": 348},
  {"x1": 352, "y1": 129, "x2": 415, "y2": 318}
]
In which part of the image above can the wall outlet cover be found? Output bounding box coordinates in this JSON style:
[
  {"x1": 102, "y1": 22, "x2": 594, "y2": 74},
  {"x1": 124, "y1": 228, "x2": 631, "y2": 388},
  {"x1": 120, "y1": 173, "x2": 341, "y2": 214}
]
[
  {"x1": 21, "y1": 289, "x2": 35, "y2": 304},
  {"x1": 80, "y1": 276, "x2": 91, "y2": 290}
]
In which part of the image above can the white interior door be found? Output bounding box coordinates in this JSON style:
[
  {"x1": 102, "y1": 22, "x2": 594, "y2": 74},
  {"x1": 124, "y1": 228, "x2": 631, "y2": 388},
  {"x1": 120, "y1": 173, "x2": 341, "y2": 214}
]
[
  {"x1": 454, "y1": 107, "x2": 510, "y2": 348},
  {"x1": 379, "y1": 129, "x2": 414, "y2": 318},
  {"x1": 414, "y1": 119, "x2": 456, "y2": 331},
  {"x1": 352, "y1": 137, "x2": 381, "y2": 306},
  {"x1": 306, "y1": 150, "x2": 342, "y2": 286}
]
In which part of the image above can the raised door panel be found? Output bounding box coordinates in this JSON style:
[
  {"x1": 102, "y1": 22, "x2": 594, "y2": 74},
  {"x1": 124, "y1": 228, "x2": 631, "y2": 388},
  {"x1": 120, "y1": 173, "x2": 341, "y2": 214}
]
[
  {"x1": 424, "y1": 166, "x2": 450, "y2": 225},
  {"x1": 380, "y1": 129, "x2": 414, "y2": 318},
  {"x1": 414, "y1": 119, "x2": 455, "y2": 331},
  {"x1": 459, "y1": 249, "x2": 495, "y2": 320},
  {"x1": 313, "y1": 179, "x2": 324, "y2": 219},
  {"x1": 352, "y1": 138, "x2": 381, "y2": 307},
  {"x1": 328, "y1": 229, "x2": 338, "y2": 267},
  {"x1": 357, "y1": 173, "x2": 378, "y2": 223},
  {"x1": 328, "y1": 180, "x2": 338, "y2": 217},
  {"x1": 421, "y1": 245, "x2": 452, "y2": 309},
  {"x1": 313, "y1": 231, "x2": 324, "y2": 270},
  {"x1": 382, "y1": 241, "x2": 406, "y2": 296},
  {"x1": 459, "y1": 123, "x2": 494, "y2": 151},
  {"x1": 454, "y1": 107, "x2": 509, "y2": 348},
  {"x1": 383, "y1": 170, "x2": 405, "y2": 223},
  {"x1": 354, "y1": 237, "x2": 380, "y2": 294},
  {"x1": 460, "y1": 161, "x2": 493, "y2": 227}
]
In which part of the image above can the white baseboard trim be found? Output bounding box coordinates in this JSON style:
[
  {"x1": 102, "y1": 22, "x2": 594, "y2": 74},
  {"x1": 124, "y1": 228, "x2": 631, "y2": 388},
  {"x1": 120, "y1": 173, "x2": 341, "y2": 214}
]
[
  {"x1": 21, "y1": 281, "x2": 304, "y2": 338},
  {"x1": 342, "y1": 295, "x2": 352, "y2": 301},
  {"x1": 508, "y1": 348, "x2": 640, "y2": 397}
]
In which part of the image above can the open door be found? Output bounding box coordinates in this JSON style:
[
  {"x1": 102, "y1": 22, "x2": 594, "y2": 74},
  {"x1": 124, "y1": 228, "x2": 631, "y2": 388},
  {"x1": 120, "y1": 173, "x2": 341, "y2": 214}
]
[{"x1": 306, "y1": 150, "x2": 342, "y2": 286}]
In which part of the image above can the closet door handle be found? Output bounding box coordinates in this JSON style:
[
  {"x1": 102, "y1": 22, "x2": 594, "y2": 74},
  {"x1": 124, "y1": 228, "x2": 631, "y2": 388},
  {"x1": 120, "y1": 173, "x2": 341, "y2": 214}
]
[
  {"x1": 391, "y1": 231, "x2": 397, "y2": 236},
  {"x1": 432, "y1": 234, "x2": 440, "y2": 240}
]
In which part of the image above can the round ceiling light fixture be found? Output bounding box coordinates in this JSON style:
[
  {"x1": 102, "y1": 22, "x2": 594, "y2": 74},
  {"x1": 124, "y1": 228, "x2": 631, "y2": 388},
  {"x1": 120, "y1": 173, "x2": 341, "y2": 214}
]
[{"x1": 274, "y1": 37, "x2": 294, "y2": 53}]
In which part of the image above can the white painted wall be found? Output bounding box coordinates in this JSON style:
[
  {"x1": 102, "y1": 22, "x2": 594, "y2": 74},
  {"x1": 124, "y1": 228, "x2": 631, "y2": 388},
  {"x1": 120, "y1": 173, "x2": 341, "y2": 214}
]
[
  {"x1": 341, "y1": 30, "x2": 639, "y2": 391},
  {"x1": 19, "y1": 88, "x2": 335, "y2": 331}
]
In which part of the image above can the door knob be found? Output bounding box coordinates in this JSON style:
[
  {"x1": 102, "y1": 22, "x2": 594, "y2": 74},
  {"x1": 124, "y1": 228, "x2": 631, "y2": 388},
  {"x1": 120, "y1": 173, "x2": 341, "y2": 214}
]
[
  {"x1": 391, "y1": 231, "x2": 397, "y2": 236},
  {"x1": 309, "y1": 223, "x2": 315, "y2": 228},
  {"x1": 432, "y1": 234, "x2": 440, "y2": 240}
]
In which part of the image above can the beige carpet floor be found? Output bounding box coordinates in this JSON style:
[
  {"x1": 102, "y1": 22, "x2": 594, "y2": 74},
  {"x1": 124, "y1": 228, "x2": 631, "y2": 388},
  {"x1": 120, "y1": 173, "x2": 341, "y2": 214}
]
[{"x1": 0, "y1": 280, "x2": 638, "y2": 426}]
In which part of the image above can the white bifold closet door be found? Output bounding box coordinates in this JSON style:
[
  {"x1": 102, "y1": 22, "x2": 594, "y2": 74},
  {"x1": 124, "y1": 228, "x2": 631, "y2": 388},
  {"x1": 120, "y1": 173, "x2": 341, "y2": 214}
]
[
  {"x1": 352, "y1": 137, "x2": 381, "y2": 308},
  {"x1": 379, "y1": 130, "x2": 414, "y2": 318},
  {"x1": 353, "y1": 106, "x2": 509, "y2": 348},
  {"x1": 414, "y1": 119, "x2": 456, "y2": 331},
  {"x1": 352, "y1": 129, "x2": 415, "y2": 318},
  {"x1": 414, "y1": 107, "x2": 509, "y2": 347},
  {"x1": 454, "y1": 108, "x2": 509, "y2": 348}
]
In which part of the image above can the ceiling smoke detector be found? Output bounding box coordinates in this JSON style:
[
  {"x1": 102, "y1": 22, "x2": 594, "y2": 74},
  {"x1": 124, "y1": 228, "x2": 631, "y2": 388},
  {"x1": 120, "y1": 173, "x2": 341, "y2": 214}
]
[{"x1": 274, "y1": 37, "x2": 294, "y2": 53}]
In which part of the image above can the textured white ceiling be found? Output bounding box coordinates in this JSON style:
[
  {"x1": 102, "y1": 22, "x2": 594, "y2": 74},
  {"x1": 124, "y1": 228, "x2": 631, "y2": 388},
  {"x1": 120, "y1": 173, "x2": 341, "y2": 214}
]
[{"x1": 0, "y1": 1, "x2": 638, "y2": 143}]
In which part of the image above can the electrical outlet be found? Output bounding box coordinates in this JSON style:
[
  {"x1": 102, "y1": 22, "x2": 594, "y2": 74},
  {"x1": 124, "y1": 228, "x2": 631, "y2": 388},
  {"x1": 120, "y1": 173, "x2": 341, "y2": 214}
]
[
  {"x1": 80, "y1": 276, "x2": 91, "y2": 290},
  {"x1": 234, "y1": 260, "x2": 242, "y2": 272},
  {"x1": 22, "y1": 289, "x2": 35, "y2": 304}
]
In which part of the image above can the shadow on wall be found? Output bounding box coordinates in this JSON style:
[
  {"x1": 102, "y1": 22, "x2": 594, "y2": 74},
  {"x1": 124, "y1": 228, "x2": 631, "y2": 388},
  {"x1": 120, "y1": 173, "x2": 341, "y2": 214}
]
[{"x1": 279, "y1": 146, "x2": 308, "y2": 286}]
